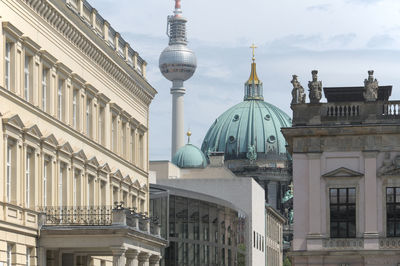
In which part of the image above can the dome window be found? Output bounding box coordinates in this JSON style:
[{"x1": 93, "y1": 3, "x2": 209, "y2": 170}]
[
  {"x1": 233, "y1": 114, "x2": 240, "y2": 121},
  {"x1": 267, "y1": 135, "x2": 276, "y2": 143},
  {"x1": 264, "y1": 114, "x2": 271, "y2": 121},
  {"x1": 228, "y1": 136, "x2": 236, "y2": 143}
]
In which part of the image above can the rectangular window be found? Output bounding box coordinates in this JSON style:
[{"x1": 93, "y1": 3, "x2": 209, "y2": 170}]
[
  {"x1": 24, "y1": 55, "x2": 31, "y2": 102},
  {"x1": 86, "y1": 98, "x2": 92, "y2": 137},
  {"x1": 7, "y1": 243, "x2": 13, "y2": 266},
  {"x1": 59, "y1": 163, "x2": 64, "y2": 208},
  {"x1": 111, "y1": 115, "x2": 117, "y2": 152},
  {"x1": 72, "y1": 90, "x2": 78, "y2": 129},
  {"x1": 113, "y1": 187, "x2": 118, "y2": 204},
  {"x1": 6, "y1": 145, "x2": 12, "y2": 203},
  {"x1": 58, "y1": 79, "x2": 64, "y2": 121},
  {"x1": 5, "y1": 42, "x2": 11, "y2": 90},
  {"x1": 42, "y1": 68, "x2": 48, "y2": 112},
  {"x1": 121, "y1": 122, "x2": 126, "y2": 157},
  {"x1": 26, "y1": 150, "x2": 31, "y2": 207},
  {"x1": 100, "y1": 181, "x2": 106, "y2": 206},
  {"x1": 26, "y1": 247, "x2": 32, "y2": 266},
  {"x1": 139, "y1": 134, "x2": 144, "y2": 168},
  {"x1": 386, "y1": 187, "x2": 400, "y2": 237},
  {"x1": 130, "y1": 129, "x2": 135, "y2": 163},
  {"x1": 88, "y1": 175, "x2": 95, "y2": 206},
  {"x1": 73, "y1": 169, "x2": 81, "y2": 207},
  {"x1": 43, "y1": 157, "x2": 50, "y2": 207},
  {"x1": 99, "y1": 106, "x2": 105, "y2": 145},
  {"x1": 330, "y1": 188, "x2": 356, "y2": 238}
]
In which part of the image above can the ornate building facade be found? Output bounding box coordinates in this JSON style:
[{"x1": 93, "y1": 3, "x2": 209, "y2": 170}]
[
  {"x1": 283, "y1": 70, "x2": 400, "y2": 265},
  {"x1": 0, "y1": 0, "x2": 166, "y2": 265}
]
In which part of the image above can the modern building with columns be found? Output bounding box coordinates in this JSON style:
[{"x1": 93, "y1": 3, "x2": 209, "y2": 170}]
[
  {"x1": 283, "y1": 70, "x2": 400, "y2": 265},
  {"x1": 0, "y1": 0, "x2": 166, "y2": 265}
]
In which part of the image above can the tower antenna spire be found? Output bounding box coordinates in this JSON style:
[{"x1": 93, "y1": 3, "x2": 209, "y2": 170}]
[{"x1": 174, "y1": 0, "x2": 182, "y2": 17}]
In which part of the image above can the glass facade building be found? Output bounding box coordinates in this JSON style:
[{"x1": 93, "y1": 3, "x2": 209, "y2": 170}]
[{"x1": 150, "y1": 184, "x2": 246, "y2": 266}]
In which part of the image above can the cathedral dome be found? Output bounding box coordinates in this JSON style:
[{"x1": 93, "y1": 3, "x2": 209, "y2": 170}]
[
  {"x1": 201, "y1": 55, "x2": 292, "y2": 162},
  {"x1": 172, "y1": 132, "x2": 207, "y2": 168}
]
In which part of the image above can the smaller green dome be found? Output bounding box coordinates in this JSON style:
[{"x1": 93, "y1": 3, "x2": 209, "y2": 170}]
[{"x1": 172, "y1": 144, "x2": 207, "y2": 169}]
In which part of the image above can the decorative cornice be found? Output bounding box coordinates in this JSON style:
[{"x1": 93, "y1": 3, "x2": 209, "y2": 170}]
[{"x1": 21, "y1": 0, "x2": 156, "y2": 106}]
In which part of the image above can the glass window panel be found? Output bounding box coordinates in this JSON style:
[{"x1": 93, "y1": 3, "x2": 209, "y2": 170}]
[
  {"x1": 387, "y1": 187, "x2": 394, "y2": 203},
  {"x1": 348, "y1": 222, "x2": 356, "y2": 237},
  {"x1": 388, "y1": 221, "x2": 395, "y2": 237},
  {"x1": 339, "y1": 188, "x2": 347, "y2": 203},
  {"x1": 330, "y1": 188, "x2": 337, "y2": 204},
  {"x1": 339, "y1": 222, "x2": 347, "y2": 237},
  {"x1": 396, "y1": 188, "x2": 400, "y2": 202},
  {"x1": 348, "y1": 188, "x2": 356, "y2": 203}
]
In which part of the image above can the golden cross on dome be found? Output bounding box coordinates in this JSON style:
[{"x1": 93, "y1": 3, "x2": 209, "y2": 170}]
[{"x1": 250, "y1": 43, "x2": 257, "y2": 62}]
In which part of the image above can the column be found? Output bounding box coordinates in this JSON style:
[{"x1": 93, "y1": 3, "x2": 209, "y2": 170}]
[
  {"x1": 138, "y1": 252, "x2": 150, "y2": 266},
  {"x1": 126, "y1": 249, "x2": 139, "y2": 266},
  {"x1": 49, "y1": 66, "x2": 57, "y2": 116},
  {"x1": 149, "y1": 255, "x2": 161, "y2": 266},
  {"x1": 111, "y1": 247, "x2": 126, "y2": 266},
  {"x1": 363, "y1": 151, "x2": 379, "y2": 248}
]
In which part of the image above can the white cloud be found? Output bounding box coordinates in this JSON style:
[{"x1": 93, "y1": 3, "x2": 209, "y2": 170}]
[{"x1": 92, "y1": 0, "x2": 400, "y2": 160}]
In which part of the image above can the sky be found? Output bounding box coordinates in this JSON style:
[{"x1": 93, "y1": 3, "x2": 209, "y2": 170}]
[{"x1": 94, "y1": 0, "x2": 400, "y2": 160}]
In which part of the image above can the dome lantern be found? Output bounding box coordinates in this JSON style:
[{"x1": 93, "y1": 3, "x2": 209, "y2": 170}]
[{"x1": 244, "y1": 44, "x2": 264, "y2": 101}]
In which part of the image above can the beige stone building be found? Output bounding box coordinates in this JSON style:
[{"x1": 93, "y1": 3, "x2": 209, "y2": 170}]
[
  {"x1": 0, "y1": 0, "x2": 166, "y2": 265},
  {"x1": 283, "y1": 70, "x2": 400, "y2": 265},
  {"x1": 265, "y1": 206, "x2": 285, "y2": 266}
]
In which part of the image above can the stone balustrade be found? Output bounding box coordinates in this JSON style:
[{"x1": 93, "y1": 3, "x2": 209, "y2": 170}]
[
  {"x1": 379, "y1": 238, "x2": 400, "y2": 249},
  {"x1": 292, "y1": 100, "x2": 400, "y2": 126}
]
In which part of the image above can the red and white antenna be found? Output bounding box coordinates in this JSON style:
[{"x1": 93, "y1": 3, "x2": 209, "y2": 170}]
[{"x1": 174, "y1": 0, "x2": 182, "y2": 17}]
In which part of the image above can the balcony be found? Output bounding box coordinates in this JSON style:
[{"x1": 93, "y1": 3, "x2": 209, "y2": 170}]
[
  {"x1": 40, "y1": 204, "x2": 161, "y2": 237},
  {"x1": 322, "y1": 238, "x2": 364, "y2": 250}
]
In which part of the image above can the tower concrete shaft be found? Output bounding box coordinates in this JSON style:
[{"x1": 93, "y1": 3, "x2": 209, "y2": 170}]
[{"x1": 171, "y1": 81, "x2": 186, "y2": 158}]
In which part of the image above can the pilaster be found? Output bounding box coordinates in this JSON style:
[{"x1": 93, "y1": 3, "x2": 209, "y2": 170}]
[
  {"x1": 138, "y1": 252, "x2": 150, "y2": 266},
  {"x1": 307, "y1": 152, "x2": 322, "y2": 237},
  {"x1": 363, "y1": 150, "x2": 379, "y2": 248}
]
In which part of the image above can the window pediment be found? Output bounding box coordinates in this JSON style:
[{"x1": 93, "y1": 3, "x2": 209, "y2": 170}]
[
  {"x1": 133, "y1": 180, "x2": 141, "y2": 189},
  {"x1": 73, "y1": 149, "x2": 87, "y2": 162},
  {"x1": 87, "y1": 156, "x2": 100, "y2": 168},
  {"x1": 123, "y1": 175, "x2": 133, "y2": 184},
  {"x1": 112, "y1": 169, "x2": 123, "y2": 180},
  {"x1": 3, "y1": 114, "x2": 25, "y2": 129},
  {"x1": 99, "y1": 163, "x2": 111, "y2": 173},
  {"x1": 23, "y1": 125, "x2": 43, "y2": 140},
  {"x1": 322, "y1": 167, "x2": 363, "y2": 178},
  {"x1": 41, "y1": 134, "x2": 59, "y2": 148},
  {"x1": 58, "y1": 142, "x2": 74, "y2": 155}
]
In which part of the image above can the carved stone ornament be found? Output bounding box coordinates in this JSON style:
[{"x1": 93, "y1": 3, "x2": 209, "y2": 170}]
[
  {"x1": 378, "y1": 153, "x2": 400, "y2": 176},
  {"x1": 308, "y1": 70, "x2": 322, "y2": 103},
  {"x1": 363, "y1": 70, "x2": 379, "y2": 102},
  {"x1": 291, "y1": 75, "x2": 306, "y2": 104},
  {"x1": 246, "y1": 144, "x2": 257, "y2": 163}
]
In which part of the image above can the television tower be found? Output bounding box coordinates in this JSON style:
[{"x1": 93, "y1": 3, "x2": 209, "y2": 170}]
[{"x1": 159, "y1": 0, "x2": 197, "y2": 159}]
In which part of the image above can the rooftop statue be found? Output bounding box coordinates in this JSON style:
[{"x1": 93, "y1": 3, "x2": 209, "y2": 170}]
[
  {"x1": 291, "y1": 75, "x2": 306, "y2": 104},
  {"x1": 363, "y1": 70, "x2": 379, "y2": 102},
  {"x1": 308, "y1": 70, "x2": 322, "y2": 103}
]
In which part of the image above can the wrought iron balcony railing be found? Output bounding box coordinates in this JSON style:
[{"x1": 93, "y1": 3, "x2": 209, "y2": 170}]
[
  {"x1": 40, "y1": 206, "x2": 113, "y2": 226},
  {"x1": 40, "y1": 205, "x2": 162, "y2": 238}
]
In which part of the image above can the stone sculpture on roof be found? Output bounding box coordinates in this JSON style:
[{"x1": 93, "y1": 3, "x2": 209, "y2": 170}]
[
  {"x1": 291, "y1": 75, "x2": 306, "y2": 104},
  {"x1": 308, "y1": 70, "x2": 322, "y2": 103},
  {"x1": 363, "y1": 70, "x2": 379, "y2": 102}
]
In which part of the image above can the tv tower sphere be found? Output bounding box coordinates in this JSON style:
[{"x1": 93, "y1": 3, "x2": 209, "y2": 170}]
[
  {"x1": 159, "y1": 0, "x2": 197, "y2": 159},
  {"x1": 159, "y1": 1, "x2": 197, "y2": 82}
]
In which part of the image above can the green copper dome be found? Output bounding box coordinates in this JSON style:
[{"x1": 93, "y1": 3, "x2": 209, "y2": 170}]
[
  {"x1": 201, "y1": 59, "x2": 292, "y2": 161},
  {"x1": 172, "y1": 143, "x2": 207, "y2": 169}
]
